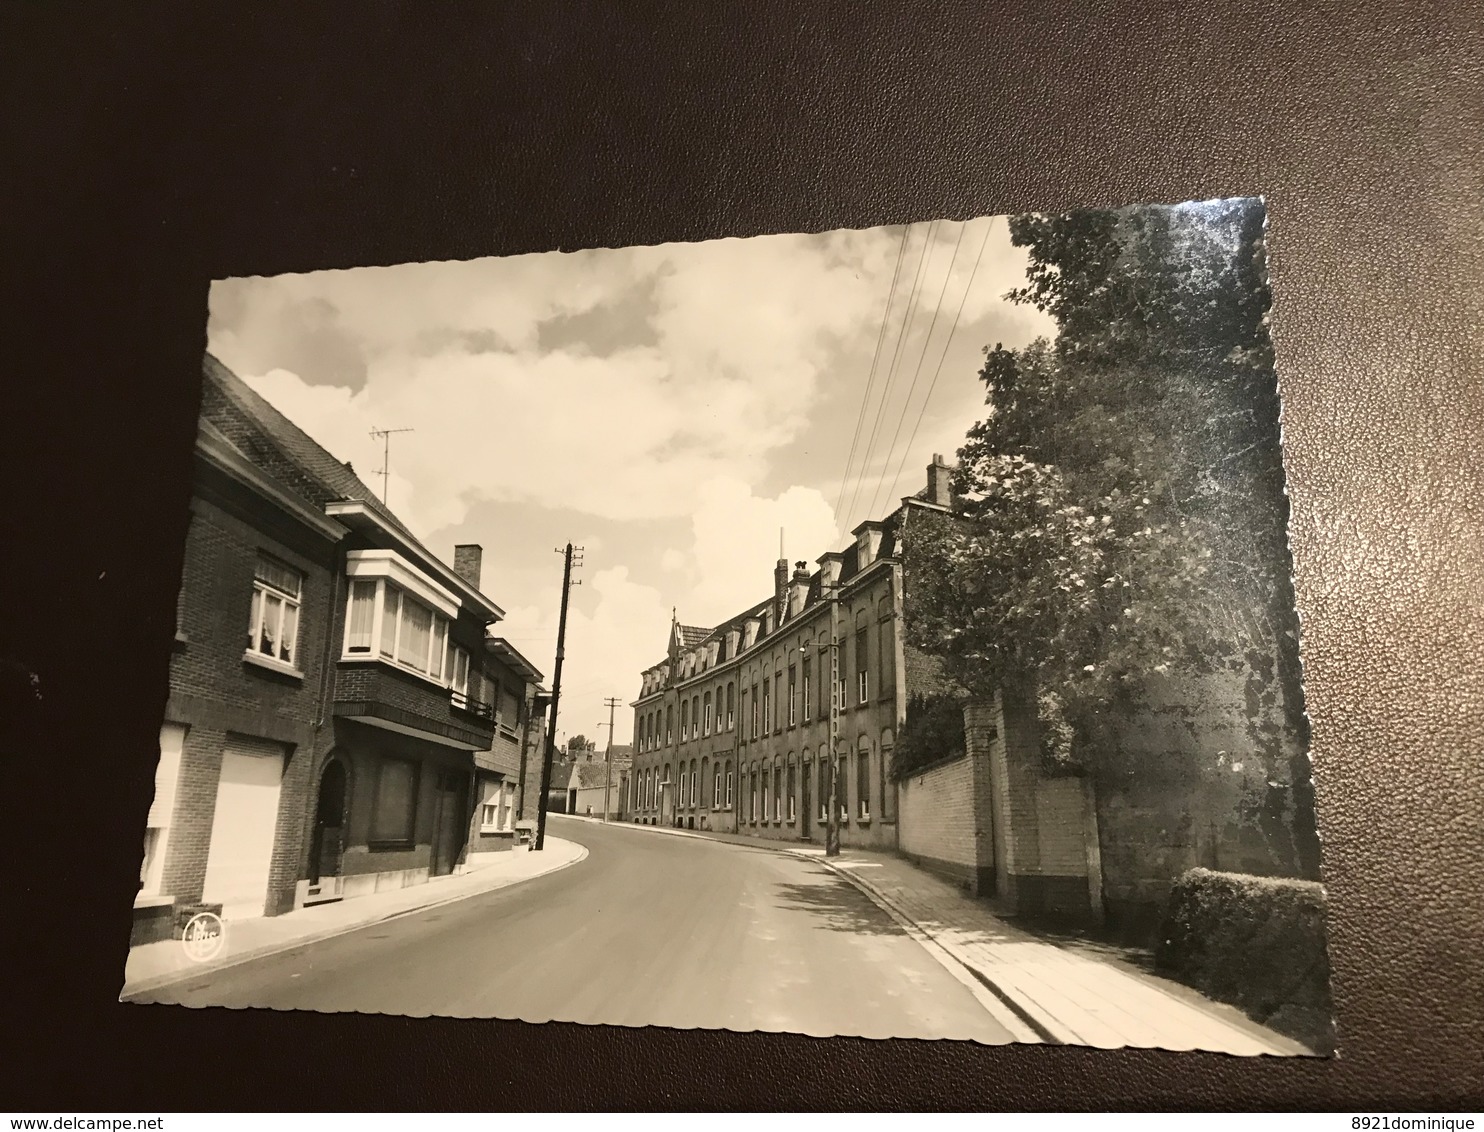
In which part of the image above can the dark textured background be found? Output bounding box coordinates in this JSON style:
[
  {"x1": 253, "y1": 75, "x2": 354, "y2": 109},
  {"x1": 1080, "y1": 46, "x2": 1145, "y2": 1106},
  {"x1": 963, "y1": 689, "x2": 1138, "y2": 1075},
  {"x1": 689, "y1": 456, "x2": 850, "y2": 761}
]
[{"x1": 3, "y1": 0, "x2": 1481, "y2": 1111}]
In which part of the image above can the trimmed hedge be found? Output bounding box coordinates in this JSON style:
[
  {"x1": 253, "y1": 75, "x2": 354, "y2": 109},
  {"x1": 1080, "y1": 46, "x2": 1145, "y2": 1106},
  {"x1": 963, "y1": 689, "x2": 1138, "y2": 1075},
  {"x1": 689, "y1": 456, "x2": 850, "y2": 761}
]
[{"x1": 1156, "y1": 868, "x2": 1334, "y2": 1054}]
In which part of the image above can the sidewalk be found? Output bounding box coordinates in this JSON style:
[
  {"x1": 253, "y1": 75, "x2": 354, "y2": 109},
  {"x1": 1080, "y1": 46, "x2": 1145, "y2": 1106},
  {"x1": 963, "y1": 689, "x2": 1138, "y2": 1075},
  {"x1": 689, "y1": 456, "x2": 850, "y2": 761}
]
[
  {"x1": 121, "y1": 836, "x2": 586, "y2": 999},
  {"x1": 577, "y1": 816, "x2": 1311, "y2": 1056}
]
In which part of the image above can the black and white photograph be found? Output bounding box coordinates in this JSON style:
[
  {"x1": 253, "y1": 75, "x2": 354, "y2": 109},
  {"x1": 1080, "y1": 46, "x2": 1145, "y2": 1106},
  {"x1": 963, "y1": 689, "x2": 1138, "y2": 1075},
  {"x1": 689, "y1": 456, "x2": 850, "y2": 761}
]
[{"x1": 119, "y1": 198, "x2": 1333, "y2": 1057}]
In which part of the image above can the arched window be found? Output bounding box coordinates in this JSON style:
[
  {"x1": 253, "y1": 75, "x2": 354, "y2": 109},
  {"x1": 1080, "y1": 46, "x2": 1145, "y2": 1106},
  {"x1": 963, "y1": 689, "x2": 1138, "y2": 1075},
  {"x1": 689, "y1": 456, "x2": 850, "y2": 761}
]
[
  {"x1": 761, "y1": 757, "x2": 771, "y2": 822},
  {"x1": 690, "y1": 759, "x2": 698, "y2": 807},
  {"x1": 786, "y1": 754, "x2": 796, "y2": 821},
  {"x1": 726, "y1": 681, "x2": 735, "y2": 730},
  {"x1": 750, "y1": 761, "x2": 759, "y2": 823},
  {"x1": 881, "y1": 727, "x2": 895, "y2": 821},
  {"x1": 857, "y1": 738, "x2": 871, "y2": 820},
  {"x1": 725, "y1": 760, "x2": 734, "y2": 808},
  {"x1": 700, "y1": 757, "x2": 709, "y2": 808},
  {"x1": 691, "y1": 695, "x2": 700, "y2": 739},
  {"x1": 713, "y1": 761, "x2": 722, "y2": 809},
  {"x1": 774, "y1": 759, "x2": 783, "y2": 822},
  {"x1": 679, "y1": 763, "x2": 687, "y2": 807},
  {"x1": 680, "y1": 700, "x2": 689, "y2": 740},
  {"x1": 703, "y1": 690, "x2": 712, "y2": 736},
  {"x1": 665, "y1": 705, "x2": 673, "y2": 745},
  {"x1": 818, "y1": 745, "x2": 830, "y2": 822},
  {"x1": 838, "y1": 748, "x2": 850, "y2": 822}
]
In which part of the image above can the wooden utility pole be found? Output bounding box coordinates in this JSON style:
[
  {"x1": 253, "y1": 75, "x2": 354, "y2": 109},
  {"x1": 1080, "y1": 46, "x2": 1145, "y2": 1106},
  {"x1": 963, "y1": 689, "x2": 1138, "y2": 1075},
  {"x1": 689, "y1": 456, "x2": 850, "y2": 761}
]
[
  {"x1": 535, "y1": 543, "x2": 581, "y2": 851},
  {"x1": 826, "y1": 579, "x2": 842, "y2": 857},
  {"x1": 602, "y1": 696, "x2": 621, "y2": 822}
]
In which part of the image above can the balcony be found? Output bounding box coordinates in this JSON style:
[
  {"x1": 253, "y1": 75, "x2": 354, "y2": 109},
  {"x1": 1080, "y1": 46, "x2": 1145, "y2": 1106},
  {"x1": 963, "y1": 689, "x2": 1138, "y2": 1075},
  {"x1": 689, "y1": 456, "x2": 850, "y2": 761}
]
[
  {"x1": 333, "y1": 660, "x2": 495, "y2": 751},
  {"x1": 450, "y1": 688, "x2": 495, "y2": 721}
]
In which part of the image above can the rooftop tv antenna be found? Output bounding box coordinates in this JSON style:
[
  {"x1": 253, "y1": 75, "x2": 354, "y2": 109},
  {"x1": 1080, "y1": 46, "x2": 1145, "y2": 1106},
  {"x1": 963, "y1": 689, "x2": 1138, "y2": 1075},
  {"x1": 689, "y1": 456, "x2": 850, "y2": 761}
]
[{"x1": 369, "y1": 426, "x2": 414, "y2": 506}]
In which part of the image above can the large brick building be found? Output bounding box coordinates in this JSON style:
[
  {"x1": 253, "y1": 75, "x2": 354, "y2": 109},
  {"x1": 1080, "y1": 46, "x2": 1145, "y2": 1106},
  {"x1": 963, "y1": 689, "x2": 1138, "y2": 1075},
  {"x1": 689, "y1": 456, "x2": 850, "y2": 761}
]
[
  {"x1": 133, "y1": 354, "x2": 546, "y2": 944},
  {"x1": 627, "y1": 457, "x2": 960, "y2": 850}
]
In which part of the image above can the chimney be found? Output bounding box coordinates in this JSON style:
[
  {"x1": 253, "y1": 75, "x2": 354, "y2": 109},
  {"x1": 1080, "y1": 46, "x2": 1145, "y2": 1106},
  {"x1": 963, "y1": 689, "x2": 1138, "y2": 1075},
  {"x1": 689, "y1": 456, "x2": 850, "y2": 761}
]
[
  {"x1": 774, "y1": 556, "x2": 789, "y2": 625},
  {"x1": 453, "y1": 544, "x2": 483, "y2": 590},
  {"x1": 926, "y1": 454, "x2": 953, "y2": 508}
]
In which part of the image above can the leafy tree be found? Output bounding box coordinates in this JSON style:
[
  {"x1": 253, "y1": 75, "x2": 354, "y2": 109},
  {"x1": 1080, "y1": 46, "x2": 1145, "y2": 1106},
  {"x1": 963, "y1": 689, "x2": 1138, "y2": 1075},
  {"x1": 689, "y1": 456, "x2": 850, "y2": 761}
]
[{"x1": 902, "y1": 200, "x2": 1316, "y2": 871}]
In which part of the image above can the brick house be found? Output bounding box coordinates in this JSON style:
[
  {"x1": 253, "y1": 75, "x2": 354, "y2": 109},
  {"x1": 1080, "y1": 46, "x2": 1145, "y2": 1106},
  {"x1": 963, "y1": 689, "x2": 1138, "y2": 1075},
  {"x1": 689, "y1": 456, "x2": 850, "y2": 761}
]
[
  {"x1": 467, "y1": 638, "x2": 547, "y2": 861},
  {"x1": 625, "y1": 463, "x2": 947, "y2": 850},
  {"x1": 133, "y1": 354, "x2": 535, "y2": 944}
]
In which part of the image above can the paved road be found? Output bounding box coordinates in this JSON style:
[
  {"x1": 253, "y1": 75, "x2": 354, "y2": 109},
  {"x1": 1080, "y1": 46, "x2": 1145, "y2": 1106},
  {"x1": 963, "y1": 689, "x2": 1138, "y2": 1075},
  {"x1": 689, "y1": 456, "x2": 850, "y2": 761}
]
[{"x1": 143, "y1": 816, "x2": 1015, "y2": 1043}]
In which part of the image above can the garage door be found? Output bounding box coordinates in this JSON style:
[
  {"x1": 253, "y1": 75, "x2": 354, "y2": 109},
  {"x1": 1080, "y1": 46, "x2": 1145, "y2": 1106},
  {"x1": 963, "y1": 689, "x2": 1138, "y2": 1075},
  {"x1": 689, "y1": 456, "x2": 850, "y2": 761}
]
[{"x1": 201, "y1": 735, "x2": 287, "y2": 920}]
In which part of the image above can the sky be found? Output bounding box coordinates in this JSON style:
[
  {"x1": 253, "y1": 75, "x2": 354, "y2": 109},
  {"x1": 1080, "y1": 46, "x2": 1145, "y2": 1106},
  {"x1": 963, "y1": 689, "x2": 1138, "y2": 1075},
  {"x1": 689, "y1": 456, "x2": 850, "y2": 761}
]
[{"x1": 206, "y1": 215, "x2": 1056, "y2": 747}]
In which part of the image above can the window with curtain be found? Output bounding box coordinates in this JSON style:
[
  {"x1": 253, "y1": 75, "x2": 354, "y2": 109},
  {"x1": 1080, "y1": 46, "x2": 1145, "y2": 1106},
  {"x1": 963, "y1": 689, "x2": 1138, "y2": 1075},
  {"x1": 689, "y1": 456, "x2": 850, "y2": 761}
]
[
  {"x1": 345, "y1": 578, "x2": 377, "y2": 654},
  {"x1": 773, "y1": 762, "x2": 782, "y2": 820},
  {"x1": 762, "y1": 760, "x2": 771, "y2": 821},
  {"x1": 787, "y1": 759, "x2": 796, "y2": 821},
  {"x1": 703, "y1": 691, "x2": 712, "y2": 736},
  {"x1": 858, "y1": 746, "x2": 871, "y2": 819},
  {"x1": 248, "y1": 553, "x2": 303, "y2": 668},
  {"x1": 726, "y1": 682, "x2": 735, "y2": 730}
]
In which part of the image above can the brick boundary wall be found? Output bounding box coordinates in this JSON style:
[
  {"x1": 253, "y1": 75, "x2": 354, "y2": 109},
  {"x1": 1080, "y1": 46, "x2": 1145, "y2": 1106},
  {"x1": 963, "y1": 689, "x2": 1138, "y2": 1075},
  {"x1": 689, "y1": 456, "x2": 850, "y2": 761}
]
[{"x1": 896, "y1": 751, "x2": 994, "y2": 894}]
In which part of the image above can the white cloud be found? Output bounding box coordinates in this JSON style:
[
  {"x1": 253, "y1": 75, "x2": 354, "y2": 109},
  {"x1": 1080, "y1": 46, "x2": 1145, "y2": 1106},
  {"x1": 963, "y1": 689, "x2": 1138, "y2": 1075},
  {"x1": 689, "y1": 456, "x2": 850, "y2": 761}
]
[
  {"x1": 683, "y1": 478, "x2": 841, "y2": 627},
  {"x1": 495, "y1": 564, "x2": 670, "y2": 746},
  {"x1": 220, "y1": 227, "x2": 901, "y2": 540}
]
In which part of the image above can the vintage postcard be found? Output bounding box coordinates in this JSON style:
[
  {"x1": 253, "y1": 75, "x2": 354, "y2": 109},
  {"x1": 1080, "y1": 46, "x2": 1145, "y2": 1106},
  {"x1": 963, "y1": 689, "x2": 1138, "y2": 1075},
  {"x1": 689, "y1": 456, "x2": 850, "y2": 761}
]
[{"x1": 121, "y1": 199, "x2": 1333, "y2": 1055}]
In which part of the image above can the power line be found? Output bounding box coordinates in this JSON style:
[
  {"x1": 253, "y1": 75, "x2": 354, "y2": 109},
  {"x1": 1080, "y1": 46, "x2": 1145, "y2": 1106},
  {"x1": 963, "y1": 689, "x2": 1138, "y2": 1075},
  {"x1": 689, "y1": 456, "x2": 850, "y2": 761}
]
[
  {"x1": 866, "y1": 220, "x2": 969, "y2": 519},
  {"x1": 843, "y1": 219, "x2": 937, "y2": 530},
  {"x1": 879, "y1": 215, "x2": 997, "y2": 509},
  {"x1": 834, "y1": 224, "x2": 912, "y2": 522}
]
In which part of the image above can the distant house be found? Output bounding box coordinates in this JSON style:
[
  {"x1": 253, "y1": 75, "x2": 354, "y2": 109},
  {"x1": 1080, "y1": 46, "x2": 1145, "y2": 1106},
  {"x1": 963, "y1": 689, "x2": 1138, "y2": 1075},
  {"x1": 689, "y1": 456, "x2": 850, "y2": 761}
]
[{"x1": 566, "y1": 757, "x2": 631, "y2": 819}]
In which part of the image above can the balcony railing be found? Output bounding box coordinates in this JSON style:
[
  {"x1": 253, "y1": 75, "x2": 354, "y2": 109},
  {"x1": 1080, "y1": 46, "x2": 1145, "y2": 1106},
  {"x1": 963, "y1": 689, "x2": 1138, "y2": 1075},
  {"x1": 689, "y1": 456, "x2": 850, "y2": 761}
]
[{"x1": 450, "y1": 689, "x2": 495, "y2": 720}]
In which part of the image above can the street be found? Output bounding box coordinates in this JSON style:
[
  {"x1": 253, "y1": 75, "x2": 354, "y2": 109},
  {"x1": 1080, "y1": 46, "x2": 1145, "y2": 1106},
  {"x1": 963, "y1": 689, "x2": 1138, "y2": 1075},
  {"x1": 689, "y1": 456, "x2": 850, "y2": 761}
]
[{"x1": 139, "y1": 815, "x2": 1017, "y2": 1043}]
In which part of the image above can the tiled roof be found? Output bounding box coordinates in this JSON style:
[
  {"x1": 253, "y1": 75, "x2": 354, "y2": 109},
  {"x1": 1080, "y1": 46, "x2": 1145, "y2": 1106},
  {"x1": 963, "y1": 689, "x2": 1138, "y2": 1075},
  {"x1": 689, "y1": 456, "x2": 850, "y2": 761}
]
[
  {"x1": 677, "y1": 624, "x2": 711, "y2": 648},
  {"x1": 571, "y1": 761, "x2": 630, "y2": 790},
  {"x1": 201, "y1": 352, "x2": 466, "y2": 596}
]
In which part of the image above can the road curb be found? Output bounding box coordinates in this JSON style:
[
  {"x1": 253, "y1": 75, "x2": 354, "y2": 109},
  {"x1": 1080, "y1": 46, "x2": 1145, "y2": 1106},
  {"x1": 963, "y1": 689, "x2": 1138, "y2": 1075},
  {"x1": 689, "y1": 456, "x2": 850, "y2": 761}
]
[
  {"x1": 797, "y1": 853, "x2": 1070, "y2": 1045},
  {"x1": 120, "y1": 840, "x2": 589, "y2": 1000},
  {"x1": 578, "y1": 816, "x2": 1073, "y2": 1043}
]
